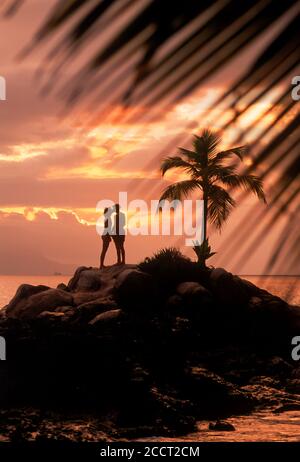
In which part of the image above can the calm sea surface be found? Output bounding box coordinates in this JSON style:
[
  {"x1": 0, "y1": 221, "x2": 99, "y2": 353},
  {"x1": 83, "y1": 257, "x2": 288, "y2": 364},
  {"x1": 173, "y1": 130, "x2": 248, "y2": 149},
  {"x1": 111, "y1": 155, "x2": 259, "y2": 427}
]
[{"x1": 0, "y1": 274, "x2": 299, "y2": 309}]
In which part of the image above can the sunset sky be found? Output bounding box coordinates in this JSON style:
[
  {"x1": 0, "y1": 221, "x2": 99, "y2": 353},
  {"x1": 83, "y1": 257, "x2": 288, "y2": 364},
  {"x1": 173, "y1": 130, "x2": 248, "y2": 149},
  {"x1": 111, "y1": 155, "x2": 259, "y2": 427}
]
[{"x1": 0, "y1": 0, "x2": 298, "y2": 275}]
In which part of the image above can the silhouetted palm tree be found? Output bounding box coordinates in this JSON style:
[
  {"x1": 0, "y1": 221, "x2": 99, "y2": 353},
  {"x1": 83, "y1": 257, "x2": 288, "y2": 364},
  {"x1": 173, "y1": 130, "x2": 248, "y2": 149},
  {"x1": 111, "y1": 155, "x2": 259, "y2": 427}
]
[{"x1": 159, "y1": 129, "x2": 266, "y2": 262}]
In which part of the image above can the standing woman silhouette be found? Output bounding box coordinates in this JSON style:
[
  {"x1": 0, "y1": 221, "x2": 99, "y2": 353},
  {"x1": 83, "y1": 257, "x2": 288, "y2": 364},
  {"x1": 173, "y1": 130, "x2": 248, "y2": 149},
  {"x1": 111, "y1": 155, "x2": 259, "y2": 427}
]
[{"x1": 100, "y1": 207, "x2": 113, "y2": 269}]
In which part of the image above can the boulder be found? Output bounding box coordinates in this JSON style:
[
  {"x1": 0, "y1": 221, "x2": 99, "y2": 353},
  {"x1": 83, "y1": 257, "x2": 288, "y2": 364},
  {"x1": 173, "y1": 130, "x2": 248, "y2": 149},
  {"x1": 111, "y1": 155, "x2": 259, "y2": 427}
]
[
  {"x1": 67, "y1": 266, "x2": 89, "y2": 290},
  {"x1": 177, "y1": 281, "x2": 211, "y2": 297},
  {"x1": 71, "y1": 297, "x2": 117, "y2": 324},
  {"x1": 37, "y1": 311, "x2": 65, "y2": 319},
  {"x1": 68, "y1": 267, "x2": 102, "y2": 292},
  {"x1": 56, "y1": 283, "x2": 69, "y2": 291},
  {"x1": 209, "y1": 420, "x2": 235, "y2": 431},
  {"x1": 165, "y1": 294, "x2": 183, "y2": 311},
  {"x1": 6, "y1": 284, "x2": 49, "y2": 317},
  {"x1": 72, "y1": 290, "x2": 103, "y2": 306},
  {"x1": 89, "y1": 309, "x2": 122, "y2": 326},
  {"x1": 114, "y1": 269, "x2": 157, "y2": 310},
  {"x1": 6, "y1": 288, "x2": 74, "y2": 320},
  {"x1": 177, "y1": 282, "x2": 212, "y2": 307},
  {"x1": 54, "y1": 306, "x2": 74, "y2": 314},
  {"x1": 210, "y1": 268, "x2": 254, "y2": 308}
]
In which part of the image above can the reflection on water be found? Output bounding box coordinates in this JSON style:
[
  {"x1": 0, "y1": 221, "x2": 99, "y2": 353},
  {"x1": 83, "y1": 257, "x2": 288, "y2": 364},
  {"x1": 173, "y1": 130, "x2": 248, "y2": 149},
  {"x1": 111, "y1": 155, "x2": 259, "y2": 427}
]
[
  {"x1": 244, "y1": 276, "x2": 300, "y2": 306},
  {"x1": 140, "y1": 411, "x2": 300, "y2": 442}
]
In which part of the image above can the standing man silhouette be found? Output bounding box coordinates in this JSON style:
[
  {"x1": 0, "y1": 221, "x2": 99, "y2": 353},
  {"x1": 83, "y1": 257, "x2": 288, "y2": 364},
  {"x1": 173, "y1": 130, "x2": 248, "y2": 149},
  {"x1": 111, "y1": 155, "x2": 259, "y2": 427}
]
[{"x1": 112, "y1": 203, "x2": 126, "y2": 265}]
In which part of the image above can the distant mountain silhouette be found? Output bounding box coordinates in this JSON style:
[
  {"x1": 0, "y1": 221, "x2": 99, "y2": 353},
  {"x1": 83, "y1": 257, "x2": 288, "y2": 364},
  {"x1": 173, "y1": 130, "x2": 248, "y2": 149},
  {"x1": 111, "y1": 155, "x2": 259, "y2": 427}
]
[{"x1": 0, "y1": 248, "x2": 77, "y2": 275}]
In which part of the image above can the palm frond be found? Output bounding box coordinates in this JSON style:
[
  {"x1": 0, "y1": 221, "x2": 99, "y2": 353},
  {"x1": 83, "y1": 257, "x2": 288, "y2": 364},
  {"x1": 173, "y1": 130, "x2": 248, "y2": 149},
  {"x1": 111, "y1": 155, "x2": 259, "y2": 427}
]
[
  {"x1": 194, "y1": 130, "x2": 221, "y2": 157},
  {"x1": 208, "y1": 184, "x2": 236, "y2": 229},
  {"x1": 159, "y1": 179, "x2": 201, "y2": 202},
  {"x1": 219, "y1": 174, "x2": 266, "y2": 203},
  {"x1": 210, "y1": 146, "x2": 248, "y2": 164},
  {"x1": 160, "y1": 156, "x2": 199, "y2": 178},
  {"x1": 178, "y1": 148, "x2": 200, "y2": 164},
  {"x1": 6, "y1": 0, "x2": 300, "y2": 272}
]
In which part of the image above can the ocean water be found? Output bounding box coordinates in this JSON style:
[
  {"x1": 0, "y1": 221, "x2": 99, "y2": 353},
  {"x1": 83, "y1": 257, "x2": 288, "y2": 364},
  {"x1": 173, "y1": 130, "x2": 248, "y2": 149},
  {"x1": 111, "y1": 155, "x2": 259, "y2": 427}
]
[
  {"x1": 0, "y1": 275, "x2": 70, "y2": 309},
  {"x1": 0, "y1": 274, "x2": 299, "y2": 309},
  {"x1": 141, "y1": 411, "x2": 300, "y2": 442}
]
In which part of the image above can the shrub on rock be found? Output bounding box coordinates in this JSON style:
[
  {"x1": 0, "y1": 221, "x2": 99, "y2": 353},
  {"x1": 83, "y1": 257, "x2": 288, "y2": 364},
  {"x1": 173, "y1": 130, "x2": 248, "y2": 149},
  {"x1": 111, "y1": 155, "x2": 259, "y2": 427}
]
[{"x1": 139, "y1": 248, "x2": 209, "y2": 296}]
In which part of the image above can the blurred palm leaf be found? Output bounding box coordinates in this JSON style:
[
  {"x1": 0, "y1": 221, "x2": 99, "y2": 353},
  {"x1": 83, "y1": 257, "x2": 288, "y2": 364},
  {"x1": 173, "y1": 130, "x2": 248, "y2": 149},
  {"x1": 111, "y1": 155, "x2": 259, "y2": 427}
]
[{"x1": 6, "y1": 0, "x2": 300, "y2": 272}]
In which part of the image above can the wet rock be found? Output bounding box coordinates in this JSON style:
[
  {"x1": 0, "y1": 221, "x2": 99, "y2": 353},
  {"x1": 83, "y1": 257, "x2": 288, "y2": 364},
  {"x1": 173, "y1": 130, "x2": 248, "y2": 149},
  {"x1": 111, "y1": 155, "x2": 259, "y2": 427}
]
[
  {"x1": 273, "y1": 402, "x2": 300, "y2": 414},
  {"x1": 184, "y1": 367, "x2": 254, "y2": 416},
  {"x1": 285, "y1": 379, "x2": 300, "y2": 394},
  {"x1": 248, "y1": 375, "x2": 281, "y2": 389},
  {"x1": 209, "y1": 420, "x2": 235, "y2": 431}
]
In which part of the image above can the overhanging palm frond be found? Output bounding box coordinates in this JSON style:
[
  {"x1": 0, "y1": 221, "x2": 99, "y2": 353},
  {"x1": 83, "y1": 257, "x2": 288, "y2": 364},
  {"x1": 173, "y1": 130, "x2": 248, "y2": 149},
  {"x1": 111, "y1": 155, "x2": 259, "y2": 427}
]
[{"x1": 5, "y1": 0, "x2": 300, "y2": 272}]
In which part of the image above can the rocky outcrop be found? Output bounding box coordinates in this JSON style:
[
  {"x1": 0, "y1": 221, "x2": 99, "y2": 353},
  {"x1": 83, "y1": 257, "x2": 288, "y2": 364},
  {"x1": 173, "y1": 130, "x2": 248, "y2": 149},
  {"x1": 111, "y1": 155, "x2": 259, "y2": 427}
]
[
  {"x1": 6, "y1": 287, "x2": 74, "y2": 319},
  {"x1": 0, "y1": 263, "x2": 299, "y2": 441}
]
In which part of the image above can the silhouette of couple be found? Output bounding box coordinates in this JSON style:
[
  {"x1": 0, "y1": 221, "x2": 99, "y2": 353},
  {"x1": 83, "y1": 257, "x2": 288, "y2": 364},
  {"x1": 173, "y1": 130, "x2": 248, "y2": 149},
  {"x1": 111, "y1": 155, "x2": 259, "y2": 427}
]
[{"x1": 100, "y1": 204, "x2": 126, "y2": 269}]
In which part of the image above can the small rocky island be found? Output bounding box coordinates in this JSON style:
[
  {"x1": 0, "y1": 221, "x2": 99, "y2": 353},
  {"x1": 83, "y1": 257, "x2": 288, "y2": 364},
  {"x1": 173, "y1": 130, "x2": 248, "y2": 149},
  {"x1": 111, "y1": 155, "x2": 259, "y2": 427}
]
[{"x1": 0, "y1": 250, "x2": 299, "y2": 441}]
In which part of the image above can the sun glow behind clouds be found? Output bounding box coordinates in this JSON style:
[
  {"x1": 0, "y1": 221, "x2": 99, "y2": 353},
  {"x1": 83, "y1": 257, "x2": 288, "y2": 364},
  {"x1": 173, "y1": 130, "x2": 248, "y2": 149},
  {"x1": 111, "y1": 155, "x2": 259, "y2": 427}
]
[{"x1": 0, "y1": 207, "x2": 96, "y2": 225}]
